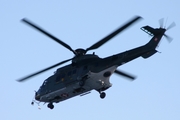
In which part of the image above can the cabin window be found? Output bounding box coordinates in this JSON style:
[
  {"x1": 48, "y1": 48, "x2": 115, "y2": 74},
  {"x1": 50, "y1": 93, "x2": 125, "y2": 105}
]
[
  {"x1": 73, "y1": 69, "x2": 76, "y2": 74},
  {"x1": 55, "y1": 76, "x2": 60, "y2": 83},
  {"x1": 43, "y1": 80, "x2": 47, "y2": 85},
  {"x1": 83, "y1": 66, "x2": 88, "y2": 70},
  {"x1": 61, "y1": 73, "x2": 66, "y2": 82},
  {"x1": 56, "y1": 73, "x2": 66, "y2": 83},
  {"x1": 62, "y1": 73, "x2": 65, "y2": 78},
  {"x1": 68, "y1": 71, "x2": 72, "y2": 76}
]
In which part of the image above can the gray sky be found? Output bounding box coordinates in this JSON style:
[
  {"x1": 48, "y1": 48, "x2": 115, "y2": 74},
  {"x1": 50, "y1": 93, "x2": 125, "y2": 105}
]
[{"x1": 1, "y1": 1, "x2": 179, "y2": 120}]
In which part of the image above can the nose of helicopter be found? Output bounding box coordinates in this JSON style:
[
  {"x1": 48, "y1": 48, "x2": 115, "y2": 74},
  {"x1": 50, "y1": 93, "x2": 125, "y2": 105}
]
[{"x1": 35, "y1": 92, "x2": 41, "y2": 101}]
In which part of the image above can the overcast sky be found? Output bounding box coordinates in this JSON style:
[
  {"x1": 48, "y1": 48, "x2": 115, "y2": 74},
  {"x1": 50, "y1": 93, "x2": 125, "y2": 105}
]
[{"x1": 1, "y1": 1, "x2": 179, "y2": 120}]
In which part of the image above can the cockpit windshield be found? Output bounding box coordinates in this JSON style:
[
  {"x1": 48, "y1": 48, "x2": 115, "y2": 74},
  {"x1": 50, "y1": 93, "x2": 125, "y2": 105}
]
[{"x1": 42, "y1": 80, "x2": 47, "y2": 86}]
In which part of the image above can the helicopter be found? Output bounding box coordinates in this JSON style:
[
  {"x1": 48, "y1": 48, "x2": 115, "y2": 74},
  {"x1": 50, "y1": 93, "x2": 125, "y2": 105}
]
[{"x1": 17, "y1": 16, "x2": 175, "y2": 109}]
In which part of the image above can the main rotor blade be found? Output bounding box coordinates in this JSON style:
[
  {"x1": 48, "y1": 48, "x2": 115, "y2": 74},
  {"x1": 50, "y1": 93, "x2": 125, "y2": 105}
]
[
  {"x1": 114, "y1": 69, "x2": 136, "y2": 80},
  {"x1": 86, "y1": 16, "x2": 142, "y2": 52},
  {"x1": 17, "y1": 58, "x2": 72, "y2": 82},
  {"x1": 22, "y1": 18, "x2": 76, "y2": 55}
]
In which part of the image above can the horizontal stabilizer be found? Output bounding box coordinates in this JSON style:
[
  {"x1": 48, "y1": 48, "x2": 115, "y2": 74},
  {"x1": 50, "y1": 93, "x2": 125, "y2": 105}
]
[
  {"x1": 141, "y1": 26, "x2": 155, "y2": 36},
  {"x1": 141, "y1": 50, "x2": 157, "y2": 59}
]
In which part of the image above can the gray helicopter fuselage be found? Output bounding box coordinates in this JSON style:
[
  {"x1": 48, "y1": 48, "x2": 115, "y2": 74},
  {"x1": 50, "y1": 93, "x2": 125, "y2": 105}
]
[
  {"x1": 35, "y1": 54, "x2": 115, "y2": 103},
  {"x1": 35, "y1": 44, "x2": 151, "y2": 103}
]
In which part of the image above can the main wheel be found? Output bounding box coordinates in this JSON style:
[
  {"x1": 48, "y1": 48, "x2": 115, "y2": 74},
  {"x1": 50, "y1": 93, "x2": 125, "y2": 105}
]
[
  {"x1": 100, "y1": 92, "x2": 106, "y2": 99},
  {"x1": 47, "y1": 103, "x2": 54, "y2": 109}
]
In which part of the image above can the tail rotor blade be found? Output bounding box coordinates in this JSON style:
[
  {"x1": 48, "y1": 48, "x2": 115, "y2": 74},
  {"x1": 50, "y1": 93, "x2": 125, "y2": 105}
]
[
  {"x1": 166, "y1": 22, "x2": 176, "y2": 30},
  {"x1": 164, "y1": 34, "x2": 173, "y2": 43},
  {"x1": 159, "y1": 18, "x2": 164, "y2": 28}
]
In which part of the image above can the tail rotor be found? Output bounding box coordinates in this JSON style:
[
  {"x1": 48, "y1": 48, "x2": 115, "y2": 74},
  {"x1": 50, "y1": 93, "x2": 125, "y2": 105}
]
[{"x1": 158, "y1": 18, "x2": 176, "y2": 43}]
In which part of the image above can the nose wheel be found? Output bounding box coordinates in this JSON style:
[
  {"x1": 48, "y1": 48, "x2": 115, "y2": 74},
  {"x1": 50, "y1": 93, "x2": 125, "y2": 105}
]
[
  {"x1": 100, "y1": 92, "x2": 106, "y2": 99},
  {"x1": 47, "y1": 103, "x2": 54, "y2": 109}
]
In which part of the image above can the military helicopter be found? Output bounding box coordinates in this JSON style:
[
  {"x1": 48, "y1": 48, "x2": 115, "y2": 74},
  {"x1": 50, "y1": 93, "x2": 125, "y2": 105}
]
[{"x1": 17, "y1": 16, "x2": 175, "y2": 109}]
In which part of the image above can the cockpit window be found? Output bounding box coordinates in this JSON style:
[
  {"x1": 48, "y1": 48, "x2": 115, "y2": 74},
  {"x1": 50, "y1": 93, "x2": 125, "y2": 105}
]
[
  {"x1": 73, "y1": 69, "x2": 76, "y2": 74},
  {"x1": 55, "y1": 73, "x2": 66, "y2": 83},
  {"x1": 43, "y1": 80, "x2": 47, "y2": 85}
]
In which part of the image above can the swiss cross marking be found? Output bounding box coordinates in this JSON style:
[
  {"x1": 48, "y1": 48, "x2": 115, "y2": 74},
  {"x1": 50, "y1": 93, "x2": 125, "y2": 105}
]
[{"x1": 154, "y1": 38, "x2": 158, "y2": 41}]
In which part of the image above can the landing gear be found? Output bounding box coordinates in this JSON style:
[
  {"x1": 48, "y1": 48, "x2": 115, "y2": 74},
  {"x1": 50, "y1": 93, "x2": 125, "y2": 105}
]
[
  {"x1": 31, "y1": 101, "x2": 34, "y2": 105},
  {"x1": 47, "y1": 103, "x2": 54, "y2": 109},
  {"x1": 100, "y1": 92, "x2": 106, "y2": 99},
  {"x1": 97, "y1": 89, "x2": 106, "y2": 99}
]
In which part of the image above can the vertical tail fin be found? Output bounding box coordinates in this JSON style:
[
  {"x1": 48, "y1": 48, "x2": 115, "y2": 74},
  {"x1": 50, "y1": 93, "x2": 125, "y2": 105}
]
[
  {"x1": 140, "y1": 19, "x2": 175, "y2": 59},
  {"x1": 141, "y1": 26, "x2": 166, "y2": 49},
  {"x1": 140, "y1": 26, "x2": 166, "y2": 59}
]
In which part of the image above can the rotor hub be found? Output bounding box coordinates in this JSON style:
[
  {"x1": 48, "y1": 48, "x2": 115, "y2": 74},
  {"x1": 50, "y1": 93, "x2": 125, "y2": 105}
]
[{"x1": 75, "y1": 48, "x2": 86, "y2": 56}]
